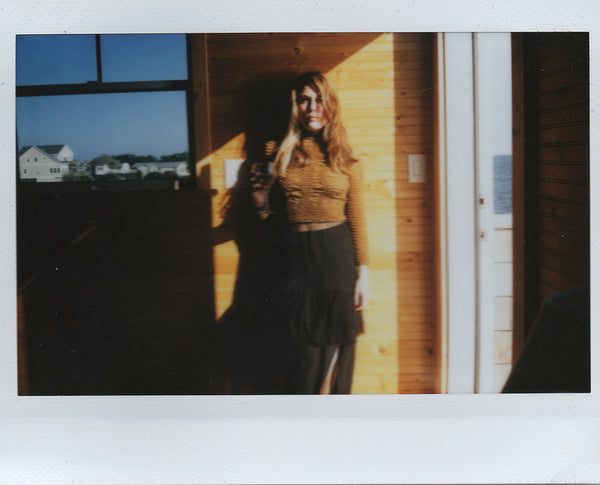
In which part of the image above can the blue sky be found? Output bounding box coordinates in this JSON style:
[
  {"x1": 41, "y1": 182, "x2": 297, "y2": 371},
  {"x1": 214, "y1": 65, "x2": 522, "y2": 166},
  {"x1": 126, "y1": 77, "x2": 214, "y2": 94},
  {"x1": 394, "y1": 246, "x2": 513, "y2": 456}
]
[{"x1": 16, "y1": 34, "x2": 189, "y2": 161}]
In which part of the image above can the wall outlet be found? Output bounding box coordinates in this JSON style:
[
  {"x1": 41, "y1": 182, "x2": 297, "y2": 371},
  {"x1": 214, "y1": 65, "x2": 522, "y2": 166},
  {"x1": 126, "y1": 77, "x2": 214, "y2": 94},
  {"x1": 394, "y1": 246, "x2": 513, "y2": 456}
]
[{"x1": 408, "y1": 154, "x2": 426, "y2": 183}]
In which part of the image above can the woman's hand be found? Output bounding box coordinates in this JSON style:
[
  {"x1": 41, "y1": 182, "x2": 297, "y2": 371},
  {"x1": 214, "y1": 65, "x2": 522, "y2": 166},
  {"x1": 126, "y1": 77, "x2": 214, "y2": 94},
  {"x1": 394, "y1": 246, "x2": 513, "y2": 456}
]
[
  {"x1": 353, "y1": 265, "x2": 370, "y2": 310},
  {"x1": 251, "y1": 187, "x2": 269, "y2": 209}
]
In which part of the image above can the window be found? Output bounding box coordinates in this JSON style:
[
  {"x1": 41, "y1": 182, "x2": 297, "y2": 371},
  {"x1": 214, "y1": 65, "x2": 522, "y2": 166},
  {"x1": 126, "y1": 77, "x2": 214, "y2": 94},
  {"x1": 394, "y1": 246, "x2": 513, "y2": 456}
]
[{"x1": 16, "y1": 34, "x2": 193, "y2": 190}]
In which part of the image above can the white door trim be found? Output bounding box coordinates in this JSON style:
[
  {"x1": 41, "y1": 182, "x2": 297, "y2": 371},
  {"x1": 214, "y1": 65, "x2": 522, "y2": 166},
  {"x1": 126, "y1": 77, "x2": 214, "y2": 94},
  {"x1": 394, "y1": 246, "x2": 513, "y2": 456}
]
[
  {"x1": 437, "y1": 33, "x2": 513, "y2": 393},
  {"x1": 473, "y1": 33, "x2": 500, "y2": 393},
  {"x1": 436, "y1": 33, "x2": 477, "y2": 394}
]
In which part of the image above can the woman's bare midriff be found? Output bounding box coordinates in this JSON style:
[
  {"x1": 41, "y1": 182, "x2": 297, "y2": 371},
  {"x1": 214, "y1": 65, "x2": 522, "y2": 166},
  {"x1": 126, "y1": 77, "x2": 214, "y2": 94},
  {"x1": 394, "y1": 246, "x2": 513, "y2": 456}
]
[{"x1": 291, "y1": 221, "x2": 344, "y2": 232}]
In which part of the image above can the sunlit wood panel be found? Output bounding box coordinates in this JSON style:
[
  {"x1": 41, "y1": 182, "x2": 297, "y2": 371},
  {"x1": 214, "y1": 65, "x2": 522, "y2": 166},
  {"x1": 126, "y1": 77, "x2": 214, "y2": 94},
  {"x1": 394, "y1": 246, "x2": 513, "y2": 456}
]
[{"x1": 199, "y1": 32, "x2": 436, "y2": 394}]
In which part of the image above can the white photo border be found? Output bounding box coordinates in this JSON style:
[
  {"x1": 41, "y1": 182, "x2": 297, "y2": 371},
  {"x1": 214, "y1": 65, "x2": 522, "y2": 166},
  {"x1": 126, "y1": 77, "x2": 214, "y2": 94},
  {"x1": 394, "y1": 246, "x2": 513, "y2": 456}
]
[{"x1": 1, "y1": 1, "x2": 598, "y2": 483}]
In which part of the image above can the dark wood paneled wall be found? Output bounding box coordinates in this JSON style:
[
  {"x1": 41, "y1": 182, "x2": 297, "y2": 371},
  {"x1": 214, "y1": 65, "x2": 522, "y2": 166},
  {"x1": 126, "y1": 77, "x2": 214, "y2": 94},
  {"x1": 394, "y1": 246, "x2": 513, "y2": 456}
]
[
  {"x1": 513, "y1": 33, "x2": 589, "y2": 357},
  {"x1": 18, "y1": 191, "x2": 216, "y2": 395}
]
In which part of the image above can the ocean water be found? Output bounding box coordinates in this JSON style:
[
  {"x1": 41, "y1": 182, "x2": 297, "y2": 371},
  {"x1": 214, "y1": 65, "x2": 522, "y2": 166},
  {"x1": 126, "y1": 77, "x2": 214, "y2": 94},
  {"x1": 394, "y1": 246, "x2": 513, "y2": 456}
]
[{"x1": 494, "y1": 154, "x2": 512, "y2": 214}]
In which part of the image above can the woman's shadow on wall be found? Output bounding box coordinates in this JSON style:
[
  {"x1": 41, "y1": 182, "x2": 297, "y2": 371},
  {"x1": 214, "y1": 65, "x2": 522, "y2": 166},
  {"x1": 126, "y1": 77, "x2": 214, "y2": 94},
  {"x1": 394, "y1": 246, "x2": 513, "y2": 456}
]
[{"x1": 211, "y1": 78, "x2": 292, "y2": 394}]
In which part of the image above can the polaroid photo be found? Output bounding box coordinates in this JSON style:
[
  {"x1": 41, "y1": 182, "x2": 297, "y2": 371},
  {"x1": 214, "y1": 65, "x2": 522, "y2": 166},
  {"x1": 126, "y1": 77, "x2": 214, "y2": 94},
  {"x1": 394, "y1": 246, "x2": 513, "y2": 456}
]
[{"x1": 1, "y1": 0, "x2": 598, "y2": 483}]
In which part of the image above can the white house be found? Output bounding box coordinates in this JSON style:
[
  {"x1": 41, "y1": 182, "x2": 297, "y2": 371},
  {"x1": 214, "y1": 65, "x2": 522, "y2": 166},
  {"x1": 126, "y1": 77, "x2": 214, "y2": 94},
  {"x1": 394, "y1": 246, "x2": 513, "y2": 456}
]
[
  {"x1": 38, "y1": 144, "x2": 74, "y2": 162},
  {"x1": 133, "y1": 161, "x2": 190, "y2": 178},
  {"x1": 92, "y1": 155, "x2": 138, "y2": 179},
  {"x1": 18, "y1": 145, "x2": 72, "y2": 182}
]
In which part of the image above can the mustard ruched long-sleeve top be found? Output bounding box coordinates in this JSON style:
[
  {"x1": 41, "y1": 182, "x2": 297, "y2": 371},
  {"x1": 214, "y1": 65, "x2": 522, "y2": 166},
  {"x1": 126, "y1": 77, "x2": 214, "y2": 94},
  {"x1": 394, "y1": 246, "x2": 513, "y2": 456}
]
[{"x1": 275, "y1": 135, "x2": 369, "y2": 266}]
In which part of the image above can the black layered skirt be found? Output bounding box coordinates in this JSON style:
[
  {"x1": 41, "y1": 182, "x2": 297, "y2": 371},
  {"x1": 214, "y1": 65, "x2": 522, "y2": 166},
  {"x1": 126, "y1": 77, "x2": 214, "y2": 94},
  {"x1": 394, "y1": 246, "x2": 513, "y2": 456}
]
[{"x1": 279, "y1": 221, "x2": 363, "y2": 346}]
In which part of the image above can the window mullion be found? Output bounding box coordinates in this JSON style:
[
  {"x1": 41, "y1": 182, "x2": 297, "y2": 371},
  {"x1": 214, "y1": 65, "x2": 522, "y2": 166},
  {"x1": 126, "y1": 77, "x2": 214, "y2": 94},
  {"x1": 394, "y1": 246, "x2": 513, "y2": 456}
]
[{"x1": 96, "y1": 34, "x2": 103, "y2": 83}]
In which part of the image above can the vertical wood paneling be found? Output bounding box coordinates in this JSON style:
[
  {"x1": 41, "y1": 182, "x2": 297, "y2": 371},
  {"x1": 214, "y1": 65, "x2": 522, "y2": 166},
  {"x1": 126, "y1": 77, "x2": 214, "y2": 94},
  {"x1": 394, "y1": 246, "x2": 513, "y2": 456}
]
[
  {"x1": 198, "y1": 33, "x2": 436, "y2": 393},
  {"x1": 517, "y1": 33, "x2": 589, "y2": 344},
  {"x1": 512, "y1": 34, "x2": 527, "y2": 363},
  {"x1": 393, "y1": 33, "x2": 436, "y2": 394}
]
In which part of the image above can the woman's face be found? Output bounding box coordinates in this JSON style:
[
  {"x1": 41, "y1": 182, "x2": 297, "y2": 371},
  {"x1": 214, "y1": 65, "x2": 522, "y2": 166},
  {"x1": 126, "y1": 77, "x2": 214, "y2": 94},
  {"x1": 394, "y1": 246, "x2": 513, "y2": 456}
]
[{"x1": 296, "y1": 84, "x2": 327, "y2": 133}]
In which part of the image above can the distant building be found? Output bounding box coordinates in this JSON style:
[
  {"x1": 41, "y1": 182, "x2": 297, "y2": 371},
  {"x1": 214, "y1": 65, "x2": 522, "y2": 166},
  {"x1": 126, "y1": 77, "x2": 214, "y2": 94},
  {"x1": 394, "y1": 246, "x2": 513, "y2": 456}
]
[
  {"x1": 18, "y1": 145, "x2": 72, "y2": 182},
  {"x1": 92, "y1": 155, "x2": 138, "y2": 179},
  {"x1": 67, "y1": 160, "x2": 93, "y2": 181},
  {"x1": 38, "y1": 144, "x2": 74, "y2": 162},
  {"x1": 133, "y1": 161, "x2": 190, "y2": 178}
]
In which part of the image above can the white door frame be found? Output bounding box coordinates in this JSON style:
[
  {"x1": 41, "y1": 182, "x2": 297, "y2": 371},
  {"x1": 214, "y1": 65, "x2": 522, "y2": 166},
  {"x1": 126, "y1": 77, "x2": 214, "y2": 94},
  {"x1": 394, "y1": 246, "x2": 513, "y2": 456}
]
[
  {"x1": 436, "y1": 33, "x2": 508, "y2": 393},
  {"x1": 437, "y1": 33, "x2": 477, "y2": 394}
]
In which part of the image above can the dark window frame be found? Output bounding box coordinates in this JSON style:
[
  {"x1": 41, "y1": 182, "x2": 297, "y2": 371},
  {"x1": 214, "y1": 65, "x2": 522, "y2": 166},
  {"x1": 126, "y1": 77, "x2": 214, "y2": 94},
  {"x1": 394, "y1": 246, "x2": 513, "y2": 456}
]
[{"x1": 16, "y1": 33, "x2": 196, "y2": 193}]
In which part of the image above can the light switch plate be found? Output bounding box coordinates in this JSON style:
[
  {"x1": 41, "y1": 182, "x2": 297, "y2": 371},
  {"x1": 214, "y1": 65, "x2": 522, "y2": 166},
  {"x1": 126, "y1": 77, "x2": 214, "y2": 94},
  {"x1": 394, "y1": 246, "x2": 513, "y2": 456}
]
[{"x1": 408, "y1": 154, "x2": 426, "y2": 183}]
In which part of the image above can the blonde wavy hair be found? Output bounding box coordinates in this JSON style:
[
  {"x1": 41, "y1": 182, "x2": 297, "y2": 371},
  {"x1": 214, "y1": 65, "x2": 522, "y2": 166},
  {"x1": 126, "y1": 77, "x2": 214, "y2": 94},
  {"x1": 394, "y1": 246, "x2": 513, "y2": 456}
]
[{"x1": 274, "y1": 71, "x2": 357, "y2": 175}]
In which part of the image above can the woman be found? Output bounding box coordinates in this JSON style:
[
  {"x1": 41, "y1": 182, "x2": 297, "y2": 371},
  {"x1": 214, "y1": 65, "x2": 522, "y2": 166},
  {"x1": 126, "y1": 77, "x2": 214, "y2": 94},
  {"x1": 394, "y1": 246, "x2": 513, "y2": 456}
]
[{"x1": 254, "y1": 71, "x2": 369, "y2": 394}]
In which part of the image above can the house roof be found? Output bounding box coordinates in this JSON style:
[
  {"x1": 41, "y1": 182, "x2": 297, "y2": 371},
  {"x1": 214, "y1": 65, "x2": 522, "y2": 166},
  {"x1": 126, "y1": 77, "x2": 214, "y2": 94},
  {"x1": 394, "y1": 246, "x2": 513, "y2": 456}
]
[
  {"x1": 19, "y1": 144, "x2": 75, "y2": 162},
  {"x1": 18, "y1": 146, "x2": 37, "y2": 157},
  {"x1": 38, "y1": 144, "x2": 69, "y2": 155},
  {"x1": 18, "y1": 144, "x2": 69, "y2": 157},
  {"x1": 18, "y1": 145, "x2": 64, "y2": 163}
]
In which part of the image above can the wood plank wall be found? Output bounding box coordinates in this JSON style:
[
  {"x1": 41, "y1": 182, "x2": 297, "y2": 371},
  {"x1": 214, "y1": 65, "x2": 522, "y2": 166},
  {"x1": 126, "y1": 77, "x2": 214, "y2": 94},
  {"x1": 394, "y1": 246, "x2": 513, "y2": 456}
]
[
  {"x1": 194, "y1": 33, "x2": 436, "y2": 393},
  {"x1": 392, "y1": 34, "x2": 437, "y2": 393},
  {"x1": 520, "y1": 33, "x2": 590, "y2": 339}
]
